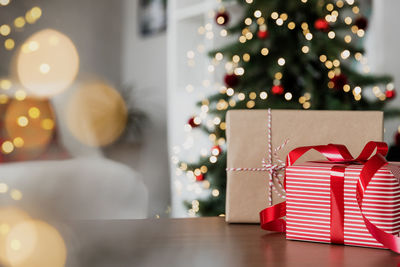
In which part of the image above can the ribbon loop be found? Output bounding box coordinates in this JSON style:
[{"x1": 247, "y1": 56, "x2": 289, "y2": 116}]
[
  {"x1": 286, "y1": 144, "x2": 351, "y2": 167},
  {"x1": 356, "y1": 141, "x2": 388, "y2": 161},
  {"x1": 355, "y1": 153, "x2": 400, "y2": 253},
  {"x1": 260, "y1": 202, "x2": 286, "y2": 232}
]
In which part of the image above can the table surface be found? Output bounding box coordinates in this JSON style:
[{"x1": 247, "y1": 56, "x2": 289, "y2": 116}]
[{"x1": 59, "y1": 217, "x2": 400, "y2": 267}]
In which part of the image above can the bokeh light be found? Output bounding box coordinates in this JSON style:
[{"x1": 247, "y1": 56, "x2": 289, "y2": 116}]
[
  {"x1": 17, "y1": 29, "x2": 79, "y2": 97},
  {"x1": 5, "y1": 38, "x2": 15, "y2": 50},
  {"x1": 2, "y1": 141, "x2": 14, "y2": 154},
  {"x1": 14, "y1": 17, "x2": 26, "y2": 28},
  {"x1": 5, "y1": 220, "x2": 66, "y2": 267},
  {"x1": 0, "y1": 79, "x2": 12, "y2": 90},
  {"x1": 66, "y1": 81, "x2": 128, "y2": 147},
  {"x1": 0, "y1": 24, "x2": 11, "y2": 36},
  {"x1": 29, "y1": 7, "x2": 42, "y2": 21},
  {"x1": 0, "y1": 0, "x2": 10, "y2": 6},
  {"x1": 0, "y1": 207, "x2": 31, "y2": 266},
  {"x1": 4, "y1": 98, "x2": 55, "y2": 158}
]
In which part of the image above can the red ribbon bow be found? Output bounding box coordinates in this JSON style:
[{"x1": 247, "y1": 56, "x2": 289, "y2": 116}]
[{"x1": 260, "y1": 141, "x2": 400, "y2": 253}]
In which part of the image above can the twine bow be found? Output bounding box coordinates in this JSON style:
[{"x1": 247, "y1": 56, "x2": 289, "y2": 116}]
[
  {"x1": 226, "y1": 109, "x2": 288, "y2": 206},
  {"x1": 261, "y1": 140, "x2": 288, "y2": 203}
]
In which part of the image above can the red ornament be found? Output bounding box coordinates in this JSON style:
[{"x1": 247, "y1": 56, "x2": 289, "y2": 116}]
[
  {"x1": 314, "y1": 18, "x2": 329, "y2": 32},
  {"x1": 211, "y1": 145, "x2": 222, "y2": 156},
  {"x1": 195, "y1": 173, "x2": 205, "y2": 181},
  {"x1": 386, "y1": 89, "x2": 396, "y2": 100},
  {"x1": 354, "y1": 17, "x2": 368, "y2": 30},
  {"x1": 188, "y1": 117, "x2": 199, "y2": 128},
  {"x1": 271, "y1": 85, "x2": 284, "y2": 95},
  {"x1": 257, "y1": 29, "x2": 269, "y2": 39},
  {"x1": 330, "y1": 74, "x2": 348, "y2": 90},
  {"x1": 224, "y1": 73, "x2": 239, "y2": 88},
  {"x1": 395, "y1": 132, "x2": 400, "y2": 147},
  {"x1": 215, "y1": 11, "x2": 229, "y2": 26}
]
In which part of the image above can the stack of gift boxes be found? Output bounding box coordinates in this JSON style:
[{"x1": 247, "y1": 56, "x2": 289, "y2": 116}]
[{"x1": 225, "y1": 109, "x2": 400, "y2": 251}]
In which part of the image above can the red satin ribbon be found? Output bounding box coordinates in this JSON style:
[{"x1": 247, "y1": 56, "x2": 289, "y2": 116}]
[
  {"x1": 259, "y1": 141, "x2": 400, "y2": 253},
  {"x1": 330, "y1": 165, "x2": 346, "y2": 244},
  {"x1": 260, "y1": 201, "x2": 286, "y2": 232}
]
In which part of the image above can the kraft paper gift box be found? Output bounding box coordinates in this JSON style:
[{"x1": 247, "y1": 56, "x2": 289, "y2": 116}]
[{"x1": 225, "y1": 109, "x2": 384, "y2": 223}]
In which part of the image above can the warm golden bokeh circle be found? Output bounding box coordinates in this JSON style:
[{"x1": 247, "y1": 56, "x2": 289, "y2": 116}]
[
  {"x1": 17, "y1": 29, "x2": 79, "y2": 97},
  {"x1": 0, "y1": 207, "x2": 31, "y2": 266},
  {"x1": 5, "y1": 220, "x2": 66, "y2": 267},
  {"x1": 4, "y1": 98, "x2": 55, "y2": 158},
  {"x1": 66, "y1": 81, "x2": 127, "y2": 147}
]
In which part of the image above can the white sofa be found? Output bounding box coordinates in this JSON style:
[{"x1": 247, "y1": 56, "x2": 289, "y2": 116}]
[
  {"x1": 0, "y1": 157, "x2": 148, "y2": 220},
  {"x1": 0, "y1": 85, "x2": 148, "y2": 220}
]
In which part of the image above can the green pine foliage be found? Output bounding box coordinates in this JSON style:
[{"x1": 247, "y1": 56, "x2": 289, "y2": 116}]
[{"x1": 182, "y1": 0, "x2": 394, "y2": 216}]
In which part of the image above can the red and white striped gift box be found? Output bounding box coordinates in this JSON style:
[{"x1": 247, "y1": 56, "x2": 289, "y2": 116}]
[{"x1": 285, "y1": 162, "x2": 400, "y2": 249}]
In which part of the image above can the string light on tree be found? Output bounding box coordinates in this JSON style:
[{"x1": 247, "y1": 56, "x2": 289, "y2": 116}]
[
  {"x1": 301, "y1": 46, "x2": 309, "y2": 53},
  {"x1": 341, "y1": 49, "x2": 350, "y2": 59},
  {"x1": 277, "y1": 58, "x2": 285, "y2": 66},
  {"x1": 211, "y1": 145, "x2": 222, "y2": 156},
  {"x1": 284, "y1": 92, "x2": 293, "y2": 101},
  {"x1": 328, "y1": 31, "x2": 335, "y2": 39},
  {"x1": 215, "y1": 9, "x2": 229, "y2": 26}
]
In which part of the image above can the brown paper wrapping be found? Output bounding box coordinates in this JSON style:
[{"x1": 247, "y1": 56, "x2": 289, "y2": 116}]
[{"x1": 226, "y1": 109, "x2": 384, "y2": 223}]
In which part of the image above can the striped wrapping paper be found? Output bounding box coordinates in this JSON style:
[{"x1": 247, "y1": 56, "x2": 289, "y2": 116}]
[{"x1": 285, "y1": 162, "x2": 400, "y2": 249}]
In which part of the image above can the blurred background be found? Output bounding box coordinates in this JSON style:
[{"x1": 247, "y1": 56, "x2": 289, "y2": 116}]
[
  {"x1": 0, "y1": 0, "x2": 169, "y2": 221},
  {"x1": 0, "y1": 0, "x2": 399, "y2": 265}
]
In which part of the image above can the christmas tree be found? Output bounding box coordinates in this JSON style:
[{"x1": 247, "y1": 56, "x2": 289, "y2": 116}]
[{"x1": 182, "y1": 0, "x2": 394, "y2": 216}]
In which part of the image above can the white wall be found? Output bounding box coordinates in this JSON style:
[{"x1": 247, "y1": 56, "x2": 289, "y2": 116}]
[
  {"x1": 119, "y1": 0, "x2": 170, "y2": 217},
  {"x1": 367, "y1": 0, "x2": 400, "y2": 143}
]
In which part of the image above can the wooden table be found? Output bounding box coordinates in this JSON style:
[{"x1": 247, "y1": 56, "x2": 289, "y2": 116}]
[{"x1": 61, "y1": 217, "x2": 400, "y2": 267}]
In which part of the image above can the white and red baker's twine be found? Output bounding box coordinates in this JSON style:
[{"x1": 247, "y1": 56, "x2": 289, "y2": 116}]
[
  {"x1": 267, "y1": 108, "x2": 273, "y2": 205},
  {"x1": 226, "y1": 109, "x2": 288, "y2": 204}
]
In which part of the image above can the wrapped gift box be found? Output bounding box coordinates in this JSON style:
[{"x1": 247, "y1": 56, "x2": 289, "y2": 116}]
[
  {"x1": 286, "y1": 162, "x2": 400, "y2": 248},
  {"x1": 226, "y1": 110, "x2": 384, "y2": 223}
]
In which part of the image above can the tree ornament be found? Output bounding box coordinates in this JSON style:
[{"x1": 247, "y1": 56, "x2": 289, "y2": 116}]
[
  {"x1": 188, "y1": 116, "x2": 200, "y2": 128},
  {"x1": 211, "y1": 145, "x2": 222, "y2": 156},
  {"x1": 395, "y1": 132, "x2": 400, "y2": 147},
  {"x1": 354, "y1": 17, "x2": 368, "y2": 30},
  {"x1": 314, "y1": 18, "x2": 329, "y2": 32},
  {"x1": 271, "y1": 85, "x2": 284, "y2": 95},
  {"x1": 224, "y1": 73, "x2": 239, "y2": 88},
  {"x1": 386, "y1": 89, "x2": 396, "y2": 100},
  {"x1": 257, "y1": 29, "x2": 269, "y2": 39},
  {"x1": 215, "y1": 10, "x2": 229, "y2": 26},
  {"x1": 330, "y1": 74, "x2": 348, "y2": 90},
  {"x1": 195, "y1": 173, "x2": 205, "y2": 181}
]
